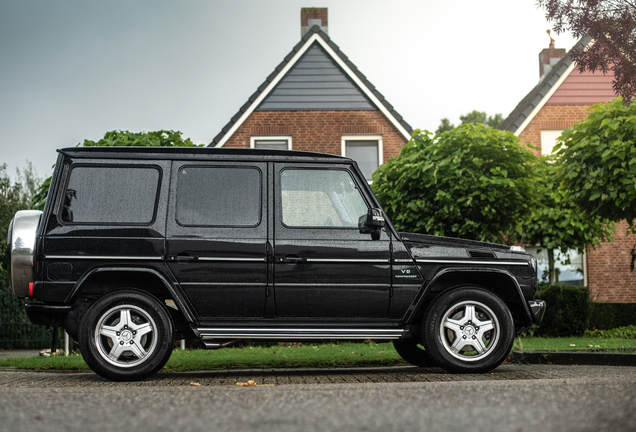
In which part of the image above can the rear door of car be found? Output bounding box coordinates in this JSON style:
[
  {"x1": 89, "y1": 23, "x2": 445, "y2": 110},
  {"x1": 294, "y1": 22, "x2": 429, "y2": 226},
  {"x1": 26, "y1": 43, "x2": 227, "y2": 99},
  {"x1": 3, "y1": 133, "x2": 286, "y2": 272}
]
[{"x1": 165, "y1": 161, "x2": 268, "y2": 318}]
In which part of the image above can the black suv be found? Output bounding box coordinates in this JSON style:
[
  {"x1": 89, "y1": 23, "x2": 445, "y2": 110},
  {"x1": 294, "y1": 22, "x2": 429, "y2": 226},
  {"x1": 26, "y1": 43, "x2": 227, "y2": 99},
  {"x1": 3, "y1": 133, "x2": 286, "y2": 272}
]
[{"x1": 7, "y1": 147, "x2": 544, "y2": 381}]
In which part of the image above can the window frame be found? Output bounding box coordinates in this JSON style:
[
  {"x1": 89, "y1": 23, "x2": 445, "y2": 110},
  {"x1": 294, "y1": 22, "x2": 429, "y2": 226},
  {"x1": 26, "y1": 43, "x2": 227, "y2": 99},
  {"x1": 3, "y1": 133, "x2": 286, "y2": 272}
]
[
  {"x1": 175, "y1": 164, "x2": 263, "y2": 229},
  {"x1": 57, "y1": 163, "x2": 162, "y2": 227},
  {"x1": 278, "y1": 167, "x2": 370, "y2": 230},
  {"x1": 250, "y1": 135, "x2": 292, "y2": 150},
  {"x1": 341, "y1": 135, "x2": 383, "y2": 183}
]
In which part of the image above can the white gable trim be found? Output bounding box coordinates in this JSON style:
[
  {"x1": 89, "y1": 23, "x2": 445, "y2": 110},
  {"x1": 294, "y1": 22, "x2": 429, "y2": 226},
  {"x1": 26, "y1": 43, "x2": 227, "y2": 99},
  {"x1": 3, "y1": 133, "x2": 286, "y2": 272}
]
[
  {"x1": 513, "y1": 61, "x2": 577, "y2": 137},
  {"x1": 216, "y1": 33, "x2": 411, "y2": 147},
  {"x1": 514, "y1": 61, "x2": 577, "y2": 137},
  {"x1": 314, "y1": 37, "x2": 412, "y2": 141}
]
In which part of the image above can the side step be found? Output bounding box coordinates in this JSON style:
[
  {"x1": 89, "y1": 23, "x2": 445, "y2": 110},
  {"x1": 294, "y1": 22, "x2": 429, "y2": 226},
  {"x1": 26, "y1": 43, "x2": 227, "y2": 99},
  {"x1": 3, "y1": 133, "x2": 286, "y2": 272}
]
[{"x1": 195, "y1": 327, "x2": 406, "y2": 340}]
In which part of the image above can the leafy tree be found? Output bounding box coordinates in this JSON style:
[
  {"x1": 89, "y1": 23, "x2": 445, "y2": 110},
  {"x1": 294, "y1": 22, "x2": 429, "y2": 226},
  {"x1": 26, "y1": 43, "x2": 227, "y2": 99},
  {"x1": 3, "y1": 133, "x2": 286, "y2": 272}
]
[
  {"x1": 516, "y1": 156, "x2": 615, "y2": 283},
  {"x1": 538, "y1": 0, "x2": 636, "y2": 103},
  {"x1": 32, "y1": 130, "x2": 199, "y2": 210},
  {"x1": 435, "y1": 118, "x2": 455, "y2": 134},
  {"x1": 435, "y1": 111, "x2": 503, "y2": 135},
  {"x1": 555, "y1": 98, "x2": 636, "y2": 233},
  {"x1": 459, "y1": 110, "x2": 504, "y2": 128},
  {"x1": 371, "y1": 124, "x2": 537, "y2": 243},
  {"x1": 0, "y1": 162, "x2": 42, "y2": 271}
]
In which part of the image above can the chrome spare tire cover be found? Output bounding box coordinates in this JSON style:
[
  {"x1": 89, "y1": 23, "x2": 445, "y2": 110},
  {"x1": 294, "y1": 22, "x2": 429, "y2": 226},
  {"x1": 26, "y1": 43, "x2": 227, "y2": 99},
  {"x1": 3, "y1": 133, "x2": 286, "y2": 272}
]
[{"x1": 8, "y1": 210, "x2": 42, "y2": 298}]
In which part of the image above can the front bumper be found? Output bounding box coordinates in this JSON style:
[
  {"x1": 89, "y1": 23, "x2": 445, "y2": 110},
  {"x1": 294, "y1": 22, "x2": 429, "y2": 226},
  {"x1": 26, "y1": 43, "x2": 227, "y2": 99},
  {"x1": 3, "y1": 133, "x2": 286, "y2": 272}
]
[{"x1": 527, "y1": 300, "x2": 547, "y2": 323}]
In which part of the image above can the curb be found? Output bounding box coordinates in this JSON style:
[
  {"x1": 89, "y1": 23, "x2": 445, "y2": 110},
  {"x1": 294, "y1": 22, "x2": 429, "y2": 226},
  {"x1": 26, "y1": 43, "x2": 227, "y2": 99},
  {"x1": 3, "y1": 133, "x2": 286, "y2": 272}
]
[{"x1": 511, "y1": 350, "x2": 636, "y2": 366}]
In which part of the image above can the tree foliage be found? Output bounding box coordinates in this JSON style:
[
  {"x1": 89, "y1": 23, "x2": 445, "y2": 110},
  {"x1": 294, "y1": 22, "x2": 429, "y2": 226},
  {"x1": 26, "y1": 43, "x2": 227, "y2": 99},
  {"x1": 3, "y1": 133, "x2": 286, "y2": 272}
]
[
  {"x1": 538, "y1": 0, "x2": 636, "y2": 103},
  {"x1": 81, "y1": 129, "x2": 198, "y2": 147},
  {"x1": 435, "y1": 110, "x2": 503, "y2": 135},
  {"x1": 371, "y1": 124, "x2": 537, "y2": 243},
  {"x1": 516, "y1": 156, "x2": 615, "y2": 282},
  {"x1": 459, "y1": 110, "x2": 504, "y2": 128},
  {"x1": 555, "y1": 98, "x2": 636, "y2": 232},
  {"x1": 0, "y1": 162, "x2": 42, "y2": 271},
  {"x1": 32, "y1": 130, "x2": 199, "y2": 210}
]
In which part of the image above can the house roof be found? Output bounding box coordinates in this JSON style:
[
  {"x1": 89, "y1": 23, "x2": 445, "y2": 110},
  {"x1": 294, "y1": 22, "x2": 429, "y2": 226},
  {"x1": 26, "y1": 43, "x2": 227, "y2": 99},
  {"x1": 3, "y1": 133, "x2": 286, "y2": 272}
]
[
  {"x1": 210, "y1": 25, "x2": 413, "y2": 147},
  {"x1": 498, "y1": 35, "x2": 592, "y2": 135}
]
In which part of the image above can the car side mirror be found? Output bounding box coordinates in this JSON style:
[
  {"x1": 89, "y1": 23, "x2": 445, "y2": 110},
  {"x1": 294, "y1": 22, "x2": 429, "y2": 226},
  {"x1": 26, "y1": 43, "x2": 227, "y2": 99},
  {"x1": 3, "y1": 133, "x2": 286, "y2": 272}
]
[{"x1": 359, "y1": 208, "x2": 385, "y2": 239}]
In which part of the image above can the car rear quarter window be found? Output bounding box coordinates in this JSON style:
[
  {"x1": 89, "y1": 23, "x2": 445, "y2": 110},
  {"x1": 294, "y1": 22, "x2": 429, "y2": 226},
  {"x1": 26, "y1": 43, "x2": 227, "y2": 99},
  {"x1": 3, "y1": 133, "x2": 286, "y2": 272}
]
[
  {"x1": 176, "y1": 166, "x2": 261, "y2": 227},
  {"x1": 61, "y1": 165, "x2": 161, "y2": 225}
]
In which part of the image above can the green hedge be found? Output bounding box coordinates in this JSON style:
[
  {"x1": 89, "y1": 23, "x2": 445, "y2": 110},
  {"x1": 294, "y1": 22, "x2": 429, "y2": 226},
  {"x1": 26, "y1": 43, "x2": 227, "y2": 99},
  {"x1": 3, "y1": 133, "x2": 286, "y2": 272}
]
[
  {"x1": 534, "y1": 284, "x2": 592, "y2": 337},
  {"x1": 589, "y1": 303, "x2": 636, "y2": 330}
]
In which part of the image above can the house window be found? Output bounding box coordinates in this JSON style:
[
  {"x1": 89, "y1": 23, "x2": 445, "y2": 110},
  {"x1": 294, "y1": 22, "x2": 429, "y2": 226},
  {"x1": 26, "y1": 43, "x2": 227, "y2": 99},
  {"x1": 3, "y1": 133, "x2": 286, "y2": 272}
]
[
  {"x1": 525, "y1": 246, "x2": 586, "y2": 286},
  {"x1": 540, "y1": 130, "x2": 564, "y2": 156},
  {"x1": 341, "y1": 135, "x2": 383, "y2": 182},
  {"x1": 250, "y1": 136, "x2": 292, "y2": 150}
]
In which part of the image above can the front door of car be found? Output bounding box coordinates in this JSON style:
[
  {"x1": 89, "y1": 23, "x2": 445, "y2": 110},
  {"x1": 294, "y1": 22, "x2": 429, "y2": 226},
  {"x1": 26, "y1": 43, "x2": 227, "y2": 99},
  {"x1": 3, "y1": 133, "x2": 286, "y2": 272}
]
[
  {"x1": 273, "y1": 164, "x2": 391, "y2": 318},
  {"x1": 166, "y1": 161, "x2": 268, "y2": 318}
]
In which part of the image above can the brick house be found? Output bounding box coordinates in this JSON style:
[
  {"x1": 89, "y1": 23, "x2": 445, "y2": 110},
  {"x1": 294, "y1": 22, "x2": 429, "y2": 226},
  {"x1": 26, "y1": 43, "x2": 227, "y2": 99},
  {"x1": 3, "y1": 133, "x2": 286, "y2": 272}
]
[
  {"x1": 209, "y1": 8, "x2": 412, "y2": 181},
  {"x1": 500, "y1": 36, "x2": 635, "y2": 303}
]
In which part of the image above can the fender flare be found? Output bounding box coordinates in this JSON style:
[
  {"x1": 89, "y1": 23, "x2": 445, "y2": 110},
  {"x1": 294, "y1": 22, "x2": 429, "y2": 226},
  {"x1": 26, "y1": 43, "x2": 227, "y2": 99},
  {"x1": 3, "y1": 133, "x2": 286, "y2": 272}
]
[
  {"x1": 404, "y1": 266, "x2": 533, "y2": 325},
  {"x1": 65, "y1": 266, "x2": 195, "y2": 322}
]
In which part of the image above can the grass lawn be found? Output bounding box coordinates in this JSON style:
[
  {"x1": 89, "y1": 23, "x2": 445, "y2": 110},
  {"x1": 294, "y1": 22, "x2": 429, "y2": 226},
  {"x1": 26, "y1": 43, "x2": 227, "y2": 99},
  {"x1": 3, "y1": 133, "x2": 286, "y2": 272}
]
[
  {"x1": 1, "y1": 335, "x2": 635, "y2": 372},
  {"x1": 512, "y1": 336, "x2": 636, "y2": 352},
  {"x1": 0, "y1": 341, "x2": 405, "y2": 372}
]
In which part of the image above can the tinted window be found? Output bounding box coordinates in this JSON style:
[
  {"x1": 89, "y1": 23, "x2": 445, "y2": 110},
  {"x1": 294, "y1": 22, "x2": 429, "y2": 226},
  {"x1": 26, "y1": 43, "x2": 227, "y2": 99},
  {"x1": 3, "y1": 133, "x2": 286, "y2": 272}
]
[
  {"x1": 280, "y1": 169, "x2": 368, "y2": 227},
  {"x1": 62, "y1": 166, "x2": 160, "y2": 224},
  {"x1": 176, "y1": 167, "x2": 261, "y2": 227}
]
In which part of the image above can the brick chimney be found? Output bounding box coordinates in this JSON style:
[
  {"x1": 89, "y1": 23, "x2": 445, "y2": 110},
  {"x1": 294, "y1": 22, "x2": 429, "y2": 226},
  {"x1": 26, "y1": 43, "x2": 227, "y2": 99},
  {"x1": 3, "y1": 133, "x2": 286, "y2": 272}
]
[
  {"x1": 539, "y1": 30, "x2": 566, "y2": 78},
  {"x1": 301, "y1": 7, "x2": 328, "y2": 37}
]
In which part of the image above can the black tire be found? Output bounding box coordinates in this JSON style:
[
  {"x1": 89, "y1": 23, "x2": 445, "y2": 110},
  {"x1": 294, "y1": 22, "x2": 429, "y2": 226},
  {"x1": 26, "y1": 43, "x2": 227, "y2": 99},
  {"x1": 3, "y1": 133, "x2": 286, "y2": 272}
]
[
  {"x1": 392, "y1": 338, "x2": 437, "y2": 367},
  {"x1": 422, "y1": 287, "x2": 514, "y2": 374},
  {"x1": 79, "y1": 290, "x2": 174, "y2": 381}
]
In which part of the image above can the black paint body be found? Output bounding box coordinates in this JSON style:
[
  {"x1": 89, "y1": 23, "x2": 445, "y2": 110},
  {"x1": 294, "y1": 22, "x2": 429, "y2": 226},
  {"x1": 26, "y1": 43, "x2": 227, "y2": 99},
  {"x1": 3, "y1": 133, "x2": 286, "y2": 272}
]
[{"x1": 26, "y1": 147, "x2": 540, "y2": 340}]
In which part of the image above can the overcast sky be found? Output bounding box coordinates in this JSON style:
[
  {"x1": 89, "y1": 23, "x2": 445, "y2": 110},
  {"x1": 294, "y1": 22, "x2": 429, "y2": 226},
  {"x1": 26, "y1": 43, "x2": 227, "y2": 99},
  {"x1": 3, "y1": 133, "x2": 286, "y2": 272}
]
[{"x1": 0, "y1": 0, "x2": 578, "y2": 180}]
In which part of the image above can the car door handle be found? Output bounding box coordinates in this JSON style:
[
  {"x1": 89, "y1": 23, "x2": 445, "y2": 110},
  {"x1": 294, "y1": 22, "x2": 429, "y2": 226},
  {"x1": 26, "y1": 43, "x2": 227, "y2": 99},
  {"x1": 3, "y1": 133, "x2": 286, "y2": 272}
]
[
  {"x1": 278, "y1": 256, "x2": 306, "y2": 264},
  {"x1": 173, "y1": 254, "x2": 197, "y2": 262}
]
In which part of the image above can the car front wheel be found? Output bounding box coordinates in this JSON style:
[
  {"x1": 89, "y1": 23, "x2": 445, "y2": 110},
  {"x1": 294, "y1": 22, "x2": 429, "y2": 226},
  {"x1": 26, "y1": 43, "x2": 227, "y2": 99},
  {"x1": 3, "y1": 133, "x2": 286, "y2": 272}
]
[
  {"x1": 79, "y1": 290, "x2": 174, "y2": 381},
  {"x1": 422, "y1": 287, "x2": 514, "y2": 374}
]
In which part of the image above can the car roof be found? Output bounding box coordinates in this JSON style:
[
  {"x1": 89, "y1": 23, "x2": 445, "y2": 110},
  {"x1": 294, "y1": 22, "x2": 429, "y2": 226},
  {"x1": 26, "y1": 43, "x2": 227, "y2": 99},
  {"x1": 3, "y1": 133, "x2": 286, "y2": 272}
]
[{"x1": 58, "y1": 146, "x2": 351, "y2": 163}]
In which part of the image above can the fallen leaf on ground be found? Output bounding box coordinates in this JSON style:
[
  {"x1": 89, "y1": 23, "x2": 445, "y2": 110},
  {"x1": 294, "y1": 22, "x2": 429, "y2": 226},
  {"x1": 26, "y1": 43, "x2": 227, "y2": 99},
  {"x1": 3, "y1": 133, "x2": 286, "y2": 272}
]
[
  {"x1": 189, "y1": 382, "x2": 201, "y2": 386},
  {"x1": 236, "y1": 380, "x2": 274, "y2": 387}
]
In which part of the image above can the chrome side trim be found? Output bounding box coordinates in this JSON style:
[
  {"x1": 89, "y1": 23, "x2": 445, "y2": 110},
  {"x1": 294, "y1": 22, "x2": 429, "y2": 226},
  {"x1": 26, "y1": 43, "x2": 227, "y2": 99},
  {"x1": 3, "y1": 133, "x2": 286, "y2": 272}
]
[
  {"x1": 415, "y1": 259, "x2": 528, "y2": 266},
  {"x1": 198, "y1": 257, "x2": 266, "y2": 262},
  {"x1": 198, "y1": 328, "x2": 403, "y2": 333},
  {"x1": 393, "y1": 259, "x2": 414, "y2": 263},
  {"x1": 196, "y1": 327, "x2": 406, "y2": 340},
  {"x1": 305, "y1": 258, "x2": 389, "y2": 263},
  {"x1": 45, "y1": 255, "x2": 162, "y2": 260}
]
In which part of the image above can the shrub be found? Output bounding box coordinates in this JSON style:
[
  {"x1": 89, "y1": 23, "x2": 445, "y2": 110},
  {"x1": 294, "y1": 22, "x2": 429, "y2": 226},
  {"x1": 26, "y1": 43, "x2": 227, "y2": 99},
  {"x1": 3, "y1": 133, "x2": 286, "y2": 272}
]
[
  {"x1": 534, "y1": 283, "x2": 592, "y2": 336},
  {"x1": 589, "y1": 303, "x2": 636, "y2": 330}
]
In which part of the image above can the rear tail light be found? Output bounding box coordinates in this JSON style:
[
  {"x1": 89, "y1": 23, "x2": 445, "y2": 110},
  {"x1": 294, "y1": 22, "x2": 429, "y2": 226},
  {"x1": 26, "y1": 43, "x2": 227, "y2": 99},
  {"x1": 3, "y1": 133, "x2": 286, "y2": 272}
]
[{"x1": 28, "y1": 282, "x2": 34, "y2": 297}]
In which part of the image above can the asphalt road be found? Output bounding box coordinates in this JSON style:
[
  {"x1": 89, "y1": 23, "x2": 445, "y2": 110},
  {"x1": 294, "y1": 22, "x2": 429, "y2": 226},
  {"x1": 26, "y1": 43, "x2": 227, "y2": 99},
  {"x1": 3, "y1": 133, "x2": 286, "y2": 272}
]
[{"x1": 0, "y1": 364, "x2": 634, "y2": 432}]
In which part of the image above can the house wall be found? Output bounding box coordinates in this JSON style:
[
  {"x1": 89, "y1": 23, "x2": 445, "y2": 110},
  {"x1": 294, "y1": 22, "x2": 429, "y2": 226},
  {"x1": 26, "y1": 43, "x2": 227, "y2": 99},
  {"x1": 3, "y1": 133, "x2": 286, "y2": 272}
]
[
  {"x1": 222, "y1": 110, "x2": 408, "y2": 160},
  {"x1": 588, "y1": 221, "x2": 636, "y2": 303},
  {"x1": 517, "y1": 105, "x2": 590, "y2": 156},
  {"x1": 517, "y1": 74, "x2": 634, "y2": 303}
]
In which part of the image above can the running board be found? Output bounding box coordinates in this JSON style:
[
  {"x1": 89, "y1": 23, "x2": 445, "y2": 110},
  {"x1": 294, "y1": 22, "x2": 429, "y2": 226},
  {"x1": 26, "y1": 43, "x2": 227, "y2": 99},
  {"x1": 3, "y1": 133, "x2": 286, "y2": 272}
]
[{"x1": 195, "y1": 327, "x2": 406, "y2": 340}]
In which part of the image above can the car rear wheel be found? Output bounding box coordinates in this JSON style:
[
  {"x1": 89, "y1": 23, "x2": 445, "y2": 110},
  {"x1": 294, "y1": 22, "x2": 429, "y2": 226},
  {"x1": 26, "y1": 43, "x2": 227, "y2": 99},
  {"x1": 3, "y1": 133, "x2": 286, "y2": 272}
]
[
  {"x1": 422, "y1": 287, "x2": 514, "y2": 374},
  {"x1": 79, "y1": 290, "x2": 174, "y2": 381}
]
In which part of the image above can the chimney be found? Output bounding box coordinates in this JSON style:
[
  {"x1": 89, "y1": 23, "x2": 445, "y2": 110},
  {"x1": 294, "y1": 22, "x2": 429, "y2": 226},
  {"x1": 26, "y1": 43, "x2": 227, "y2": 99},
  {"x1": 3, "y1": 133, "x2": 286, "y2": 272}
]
[
  {"x1": 539, "y1": 30, "x2": 566, "y2": 78},
  {"x1": 301, "y1": 7, "x2": 328, "y2": 37}
]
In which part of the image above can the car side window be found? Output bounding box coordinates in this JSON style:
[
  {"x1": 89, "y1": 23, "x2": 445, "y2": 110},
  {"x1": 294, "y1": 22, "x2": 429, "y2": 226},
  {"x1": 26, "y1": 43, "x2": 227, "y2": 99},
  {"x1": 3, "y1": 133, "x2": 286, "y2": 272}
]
[
  {"x1": 176, "y1": 166, "x2": 261, "y2": 227},
  {"x1": 280, "y1": 169, "x2": 368, "y2": 228},
  {"x1": 61, "y1": 166, "x2": 160, "y2": 225}
]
